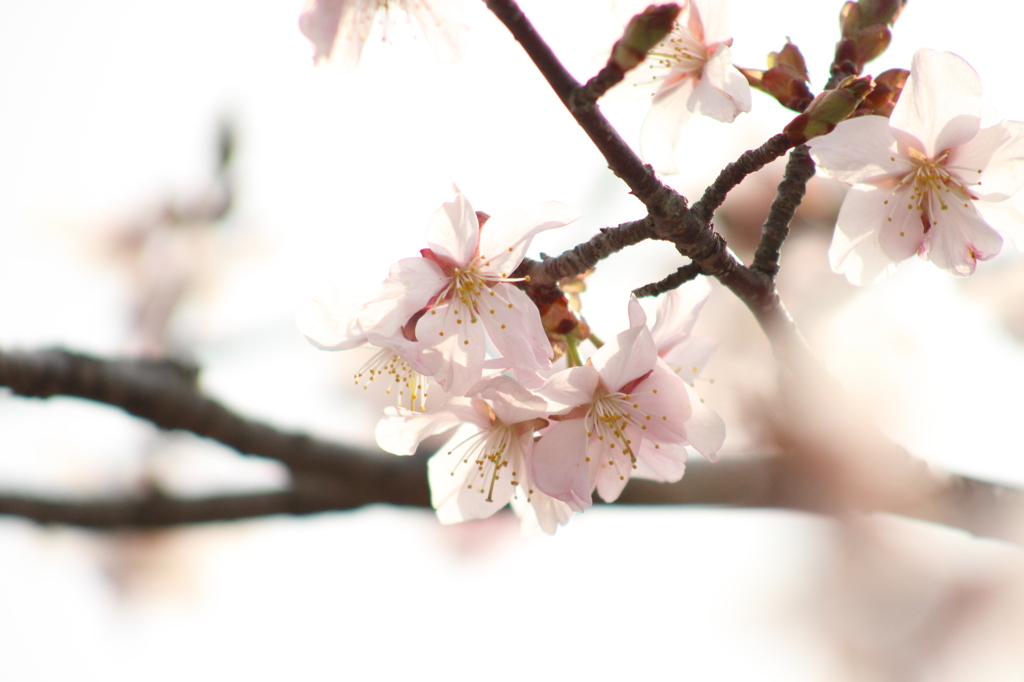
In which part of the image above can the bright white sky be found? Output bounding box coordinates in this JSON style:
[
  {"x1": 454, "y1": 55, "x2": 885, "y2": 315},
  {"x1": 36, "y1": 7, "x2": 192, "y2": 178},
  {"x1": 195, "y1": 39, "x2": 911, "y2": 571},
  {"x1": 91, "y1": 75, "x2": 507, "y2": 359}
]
[{"x1": 2, "y1": 1, "x2": 1024, "y2": 679}]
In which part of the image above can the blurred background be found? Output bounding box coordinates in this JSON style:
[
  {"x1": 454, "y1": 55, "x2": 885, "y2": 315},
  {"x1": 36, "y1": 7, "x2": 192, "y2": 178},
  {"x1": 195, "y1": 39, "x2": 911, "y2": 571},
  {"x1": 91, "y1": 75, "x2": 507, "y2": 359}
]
[{"x1": 2, "y1": 0, "x2": 1024, "y2": 679}]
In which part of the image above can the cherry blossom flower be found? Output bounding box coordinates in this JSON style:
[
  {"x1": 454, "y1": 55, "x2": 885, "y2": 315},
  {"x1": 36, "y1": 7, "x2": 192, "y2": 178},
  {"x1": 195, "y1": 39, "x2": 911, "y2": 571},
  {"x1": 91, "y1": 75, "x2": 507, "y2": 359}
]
[
  {"x1": 808, "y1": 49, "x2": 1024, "y2": 284},
  {"x1": 375, "y1": 376, "x2": 573, "y2": 534},
  {"x1": 299, "y1": 0, "x2": 468, "y2": 73},
  {"x1": 640, "y1": 0, "x2": 752, "y2": 174},
  {"x1": 530, "y1": 297, "x2": 725, "y2": 510},
  {"x1": 357, "y1": 187, "x2": 579, "y2": 396}
]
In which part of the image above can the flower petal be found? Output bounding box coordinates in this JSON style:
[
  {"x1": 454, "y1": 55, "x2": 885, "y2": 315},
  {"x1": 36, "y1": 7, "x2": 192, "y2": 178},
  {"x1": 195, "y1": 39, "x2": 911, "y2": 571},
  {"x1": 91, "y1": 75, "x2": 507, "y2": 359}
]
[
  {"x1": 531, "y1": 419, "x2": 593, "y2": 511},
  {"x1": 591, "y1": 308, "x2": 658, "y2": 391},
  {"x1": 424, "y1": 186, "x2": 479, "y2": 266},
  {"x1": 405, "y1": 0, "x2": 468, "y2": 66},
  {"x1": 296, "y1": 282, "x2": 366, "y2": 350},
  {"x1": 809, "y1": 116, "x2": 912, "y2": 185},
  {"x1": 510, "y1": 487, "x2": 573, "y2": 535},
  {"x1": 633, "y1": 439, "x2": 688, "y2": 482},
  {"x1": 299, "y1": 0, "x2": 376, "y2": 72},
  {"x1": 829, "y1": 186, "x2": 912, "y2": 285},
  {"x1": 688, "y1": 46, "x2": 750, "y2": 122},
  {"x1": 471, "y1": 375, "x2": 549, "y2": 426},
  {"x1": 414, "y1": 300, "x2": 488, "y2": 395},
  {"x1": 375, "y1": 404, "x2": 474, "y2": 456},
  {"x1": 481, "y1": 282, "x2": 554, "y2": 372},
  {"x1": 891, "y1": 49, "x2": 982, "y2": 157},
  {"x1": 963, "y1": 121, "x2": 1024, "y2": 199},
  {"x1": 476, "y1": 202, "x2": 580, "y2": 276},
  {"x1": 640, "y1": 77, "x2": 697, "y2": 175},
  {"x1": 975, "y1": 197, "x2": 1024, "y2": 252},
  {"x1": 538, "y1": 366, "x2": 600, "y2": 414},
  {"x1": 649, "y1": 277, "x2": 711, "y2": 353},
  {"x1": 360, "y1": 257, "x2": 447, "y2": 338},
  {"x1": 923, "y1": 200, "x2": 1003, "y2": 276},
  {"x1": 680, "y1": 381, "x2": 725, "y2": 461}
]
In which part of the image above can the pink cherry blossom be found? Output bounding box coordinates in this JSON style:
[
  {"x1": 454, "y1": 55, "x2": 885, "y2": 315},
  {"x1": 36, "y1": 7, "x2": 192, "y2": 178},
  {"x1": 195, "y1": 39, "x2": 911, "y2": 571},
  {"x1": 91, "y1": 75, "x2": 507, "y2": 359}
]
[
  {"x1": 530, "y1": 297, "x2": 725, "y2": 510},
  {"x1": 375, "y1": 376, "x2": 573, "y2": 534},
  {"x1": 640, "y1": 0, "x2": 752, "y2": 174},
  {"x1": 808, "y1": 49, "x2": 1024, "y2": 284},
  {"x1": 299, "y1": 0, "x2": 468, "y2": 73},
  {"x1": 359, "y1": 187, "x2": 579, "y2": 396}
]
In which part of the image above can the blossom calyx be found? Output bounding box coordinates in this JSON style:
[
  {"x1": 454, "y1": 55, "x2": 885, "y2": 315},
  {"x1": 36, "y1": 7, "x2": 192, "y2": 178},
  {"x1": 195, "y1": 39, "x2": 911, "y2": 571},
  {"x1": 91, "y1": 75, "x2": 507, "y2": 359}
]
[
  {"x1": 612, "y1": 4, "x2": 682, "y2": 72},
  {"x1": 738, "y1": 40, "x2": 812, "y2": 112},
  {"x1": 784, "y1": 75, "x2": 873, "y2": 144}
]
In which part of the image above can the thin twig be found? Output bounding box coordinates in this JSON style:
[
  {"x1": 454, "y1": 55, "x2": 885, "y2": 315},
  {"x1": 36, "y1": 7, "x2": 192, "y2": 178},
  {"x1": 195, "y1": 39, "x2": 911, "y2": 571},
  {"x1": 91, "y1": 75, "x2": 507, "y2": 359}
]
[
  {"x1": 690, "y1": 134, "x2": 795, "y2": 225},
  {"x1": 520, "y1": 217, "x2": 655, "y2": 285},
  {"x1": 632, "y1": 262, "x2": 703, "y2": 298}
]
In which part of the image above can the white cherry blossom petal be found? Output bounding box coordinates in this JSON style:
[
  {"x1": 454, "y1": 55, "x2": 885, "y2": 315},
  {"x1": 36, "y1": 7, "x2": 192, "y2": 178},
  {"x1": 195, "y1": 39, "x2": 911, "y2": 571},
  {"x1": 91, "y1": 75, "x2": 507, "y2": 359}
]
[
  {"x1": 424, "y1": 186, "x2": 479, "y2": 266},
  {"x1": 375, "y1": 404, "x2": 475, "y2": 456},
  {"x1": 975, "y1": 198, "x2": 1024, "y2": 252},
  {"x1": 891, "y1": 49, "x2": 982, "y2": 157},
  {"x1": 510, "y1": 487, "x2": 573, "y2": 535},
  {"x1": 538, "y1": 365, "x2": 601, "y2": 415},
  {"x1": 966, "y1": 121, "x2": 1024, "y2": 199},
  {"x1": 480, "y1": 282, "x2": 553, "y2": 372},
  {"x1": 681, "y1": 381, "x2": 725, "y2": 461},
  {"x1": 649, "y1": 278, "x2": 711, "y2": 353},
  {"x1": 471, "y1": 375, "x2": 549, "y2": 426},
  {"x1": 359, "y1": 257, "x2": 447, "y2": 338},
  {"x1": 476, "y1": 201, "x2": 580, "y2": 277},
  {"x1": 591, "y1": 315, "x2": 657, "y2": 391},
  {"x1": 299, "y1": 0, "x2": 374, "y2": 72},
  {"x1": 923, "y1": 200, "x2": 1003, "y2": 276},
  {"x1": 632, "y1": 439, "x2": 688, "y2": 483},
  {"x1": 415, "y1": 299, "x2": 488, "y2": 395},
  {"x1": 688, "y1": 46, "x2": 750, "y2": 122},
  {"x1": 641, "y1": 76, "x2": 697, "y2": 175},
  {"x1": 406, "y1": 0, "x2": 468, "y2": 66},
  {"x1": 828, "y1": 186, "x2": 909, "y2": 285},
  {"x1": 809, "y1": 116, "x2": 912, "y2": 186}
]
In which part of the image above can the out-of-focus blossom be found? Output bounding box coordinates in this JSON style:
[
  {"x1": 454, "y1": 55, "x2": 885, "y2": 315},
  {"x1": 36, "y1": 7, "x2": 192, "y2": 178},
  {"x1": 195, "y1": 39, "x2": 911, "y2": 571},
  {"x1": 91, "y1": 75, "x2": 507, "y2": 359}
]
[
  {"x1": 375, "y1": 376, "x2": 573, "y2": 534},
  {"x1": 809, "y1": 49, "x2": 1024, "y2": 284},
  {"x1": 639, "y1": 0, "x2": 751, "y2": 174},
  {"x1": 530, "y1": 297, "x2": 725, "y2": 510},
  {"x1": 299, "y1": 0, "x2": 468, "y2": 73}
]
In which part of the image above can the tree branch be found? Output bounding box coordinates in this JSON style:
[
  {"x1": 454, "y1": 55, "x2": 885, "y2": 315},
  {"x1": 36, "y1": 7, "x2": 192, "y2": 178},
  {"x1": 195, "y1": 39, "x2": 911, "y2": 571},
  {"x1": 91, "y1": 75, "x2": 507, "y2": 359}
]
[
  {"x1": 751, "y1": 145, "x2": 816, "y2": 279},
  {"x1": 0, "y1": 348, "x2": 429, "y2": 508},
  {"x1": 520, "y1": 217, "x2": 655, "y2": 285}
]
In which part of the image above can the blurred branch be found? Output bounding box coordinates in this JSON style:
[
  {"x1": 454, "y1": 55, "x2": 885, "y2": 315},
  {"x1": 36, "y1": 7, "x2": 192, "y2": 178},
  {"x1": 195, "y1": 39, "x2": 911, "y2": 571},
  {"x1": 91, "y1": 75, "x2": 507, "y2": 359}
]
[
  {"x1": 0, "y1": 348, "x2": 428, "y2": 508},
  {"x1": 2, "y1": 446, "x2": 1022, "y2": 543}
]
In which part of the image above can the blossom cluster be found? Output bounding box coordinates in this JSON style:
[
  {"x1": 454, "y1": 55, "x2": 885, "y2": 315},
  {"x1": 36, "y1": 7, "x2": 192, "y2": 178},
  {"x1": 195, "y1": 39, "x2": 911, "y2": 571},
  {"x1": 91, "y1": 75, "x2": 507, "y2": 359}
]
[{"x1": 299, "y1": 188, "x2": 725, "y2": 533}]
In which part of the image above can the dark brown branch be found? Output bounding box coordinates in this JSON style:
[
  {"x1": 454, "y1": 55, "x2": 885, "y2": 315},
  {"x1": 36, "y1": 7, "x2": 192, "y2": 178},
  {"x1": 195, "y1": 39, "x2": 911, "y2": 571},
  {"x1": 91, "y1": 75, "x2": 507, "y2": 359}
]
[
  {"x1": 632, "y1": 262, "x2": 703, "y2": 298},
  {"x1": 0, "y1": 348, "x2": 429, "y2": 508},
  {"x1": 520, "y1": 217, "x2": 655, "y2": 285},
  {"x1": 690, "y1": 134, "x2": 795, "y2": 225},
  {"x1": 751, "y1": 145, "x2": 816, "y2": 279}
]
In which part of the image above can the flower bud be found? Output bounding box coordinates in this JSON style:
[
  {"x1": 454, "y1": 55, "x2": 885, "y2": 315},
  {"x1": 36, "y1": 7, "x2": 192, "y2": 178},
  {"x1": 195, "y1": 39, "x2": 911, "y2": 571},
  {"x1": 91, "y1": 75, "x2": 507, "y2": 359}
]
[
  {"x1": 857, "y1": 67, "x2": 909, "y2": 117},
  {"x1": 611, "y1": 4, "x2": 681, "y2": 72},
  {"x1": 738, "y1": 40, "x2": 812, "y2": 112},
  {"x1": 784, "y1": 75, "x2": 873, "y2": 144}
]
